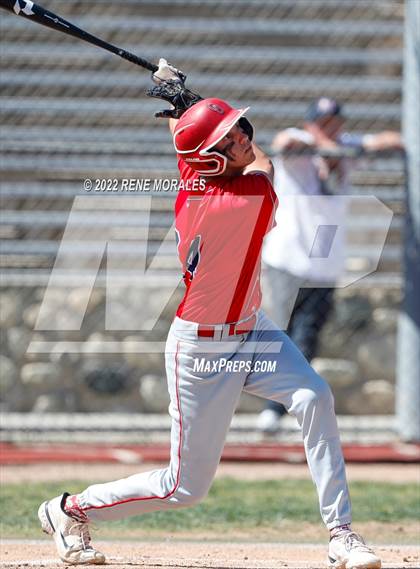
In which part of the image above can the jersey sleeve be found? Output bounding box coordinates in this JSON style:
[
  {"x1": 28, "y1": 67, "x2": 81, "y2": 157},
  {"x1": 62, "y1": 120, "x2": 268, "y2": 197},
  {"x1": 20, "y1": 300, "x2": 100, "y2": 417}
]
[
  {"x1": 338, "y1": 132, "x2": 366, "y2": 149},
  {"x1": 229, "y1": 172, "x2": 278, "y2": 233},
  {"x1": 285, "y1": 127, "x2": 315, "y2": 145},
  {"x1": 234, "y1": 172, "x2": 277, "y2": 204}
]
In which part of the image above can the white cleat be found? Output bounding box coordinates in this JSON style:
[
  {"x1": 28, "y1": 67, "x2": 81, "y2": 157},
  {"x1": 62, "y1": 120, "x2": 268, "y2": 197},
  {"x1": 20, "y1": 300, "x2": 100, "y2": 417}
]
[
  {"x1": 256, "y1": 409, "x2": 283, "y2": 433},
  {"x1": 38, "y1": 493, "x2": 105, "y2": 565},
  {"x1": 328, "y1": 531, "x2": 381, "y2": 569}
]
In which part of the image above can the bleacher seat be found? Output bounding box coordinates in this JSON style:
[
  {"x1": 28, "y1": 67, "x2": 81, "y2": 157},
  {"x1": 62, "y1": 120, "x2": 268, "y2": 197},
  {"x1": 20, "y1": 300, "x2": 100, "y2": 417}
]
[{"x1": 0, "y1": 0, "x2": 405, "y2": 286}]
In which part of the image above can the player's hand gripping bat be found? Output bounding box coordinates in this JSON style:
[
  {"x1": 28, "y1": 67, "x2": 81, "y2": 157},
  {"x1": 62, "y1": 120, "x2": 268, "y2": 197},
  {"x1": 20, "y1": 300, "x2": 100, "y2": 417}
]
[{"x1": 0, "y1": 0, "x2": 159, "y2": 72}]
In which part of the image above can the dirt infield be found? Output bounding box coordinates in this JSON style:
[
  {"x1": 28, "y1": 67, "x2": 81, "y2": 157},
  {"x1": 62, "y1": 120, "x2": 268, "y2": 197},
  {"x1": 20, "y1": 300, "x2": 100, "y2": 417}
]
[
  {"x1": 0, "y1": 541, "x2": 419, "y2": 569},
  {"x1": 1, "y1": 463, "x2": 418, "y2": 568}
]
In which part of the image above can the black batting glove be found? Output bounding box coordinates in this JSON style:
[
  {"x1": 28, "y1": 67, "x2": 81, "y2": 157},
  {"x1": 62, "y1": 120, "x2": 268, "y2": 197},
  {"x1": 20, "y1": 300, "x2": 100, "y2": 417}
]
[{"x1": 147, "y1": 82, "x2": 203, "y2": 119}]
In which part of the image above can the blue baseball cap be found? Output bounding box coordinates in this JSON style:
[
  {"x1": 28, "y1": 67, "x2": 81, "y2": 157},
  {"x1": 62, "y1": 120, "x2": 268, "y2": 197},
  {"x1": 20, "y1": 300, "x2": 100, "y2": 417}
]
[{"x1": 305, "y1": 97, "x2": 343, "y2": 122}]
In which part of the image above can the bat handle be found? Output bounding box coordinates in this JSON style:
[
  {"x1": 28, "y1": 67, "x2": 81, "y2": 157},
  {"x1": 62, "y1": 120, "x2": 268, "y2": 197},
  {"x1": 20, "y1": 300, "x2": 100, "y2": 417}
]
[{"x1": 119, "y1": 49, "x2": 158, "y2": 73}]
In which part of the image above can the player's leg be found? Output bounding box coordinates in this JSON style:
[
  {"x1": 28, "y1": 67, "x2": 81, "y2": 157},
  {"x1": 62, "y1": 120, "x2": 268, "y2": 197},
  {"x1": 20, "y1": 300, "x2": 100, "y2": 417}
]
[
  {"x1": 40, "y1": 319, "x2": 246, "y2": 564},
  {"x1": 243, "y1": 311, "x2": 380, "y2": 568},
  {"x1": 259, "y1": 286, "x2": 334, "y2": 432},
  {"x1": 45, "y1": 318, "x2": 247, "y2": 523},
  {"x1": 264, "y1": 286, "x2": 334, "y2": 424},
  {"x1": 258, "y1": 266, "x2": 301, "y2": 431},
  {"x1": 244, "y1": 311, "x2": 350, "y2": 529},
  {"x1": 78, "y1": 327, "x2": 246, "y2": 521},
  {"x1": 264, "y1": 286, "x2": 334, "y2": 431}
]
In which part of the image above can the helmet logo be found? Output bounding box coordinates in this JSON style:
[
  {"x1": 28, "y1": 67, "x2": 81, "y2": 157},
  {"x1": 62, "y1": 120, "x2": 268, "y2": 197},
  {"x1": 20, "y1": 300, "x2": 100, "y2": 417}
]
[{"x1": 208, "y1": 103, "x2": 225, "y2": 115}]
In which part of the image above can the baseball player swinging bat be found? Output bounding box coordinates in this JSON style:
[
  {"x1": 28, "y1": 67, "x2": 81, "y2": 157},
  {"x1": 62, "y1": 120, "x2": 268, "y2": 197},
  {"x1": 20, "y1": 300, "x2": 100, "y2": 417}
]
[{"x1": 0, "y1": 0, "x2": 158, "y2": 72}]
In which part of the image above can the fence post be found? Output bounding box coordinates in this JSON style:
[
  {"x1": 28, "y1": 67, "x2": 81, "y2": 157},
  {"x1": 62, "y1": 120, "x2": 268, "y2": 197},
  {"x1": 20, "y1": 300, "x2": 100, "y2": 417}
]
[{"x1": 397, "y1": 0, "x2": 420, "y2": 442}]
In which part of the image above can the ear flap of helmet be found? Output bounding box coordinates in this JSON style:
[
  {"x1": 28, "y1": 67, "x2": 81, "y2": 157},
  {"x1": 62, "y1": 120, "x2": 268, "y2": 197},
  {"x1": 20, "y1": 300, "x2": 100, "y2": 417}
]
[
  {"x1": 184, "y1": 152, "x2": 227, "y2": 176},
  {"x1": 174, "y1": 122, "x2": 228, "y2": 175}
]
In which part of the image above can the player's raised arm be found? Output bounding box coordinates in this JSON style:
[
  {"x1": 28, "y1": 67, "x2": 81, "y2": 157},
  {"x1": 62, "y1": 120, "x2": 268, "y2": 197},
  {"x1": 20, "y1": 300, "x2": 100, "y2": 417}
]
[
  {"x1": 362, "y1": 130, "x2": 404, "y2": 152},
  {"x1": 146, "y1": 58, "x2": 202, "y2": 135},
  {"x1": 168, "y1": 118, "x2": 178, "y2": 136}
]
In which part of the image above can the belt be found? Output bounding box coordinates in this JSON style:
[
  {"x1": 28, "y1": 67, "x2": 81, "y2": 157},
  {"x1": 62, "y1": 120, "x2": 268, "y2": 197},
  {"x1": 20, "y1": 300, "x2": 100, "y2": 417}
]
[{"x1": 197, "y1": 314, "x2": 257, "y2": 340}]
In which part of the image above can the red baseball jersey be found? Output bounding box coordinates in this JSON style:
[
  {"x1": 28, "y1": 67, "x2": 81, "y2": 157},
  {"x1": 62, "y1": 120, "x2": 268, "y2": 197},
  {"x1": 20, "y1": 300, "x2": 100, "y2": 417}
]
[{"x1": 175, "y1": 158, "x2": 277, "y2": 325}]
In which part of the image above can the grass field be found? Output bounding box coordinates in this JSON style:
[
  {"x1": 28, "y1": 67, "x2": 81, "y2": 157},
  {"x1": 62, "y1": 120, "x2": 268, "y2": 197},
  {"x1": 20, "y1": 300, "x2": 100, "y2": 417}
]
[{"x1": 1, "y1": 477, "x2": 419, "y2": 541}]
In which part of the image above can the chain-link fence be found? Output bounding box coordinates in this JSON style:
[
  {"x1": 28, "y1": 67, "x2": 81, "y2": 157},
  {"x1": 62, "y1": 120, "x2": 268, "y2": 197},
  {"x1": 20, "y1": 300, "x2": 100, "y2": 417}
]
[{"x1": 1, "y1": 1, "x2": 413, "y2": 430}]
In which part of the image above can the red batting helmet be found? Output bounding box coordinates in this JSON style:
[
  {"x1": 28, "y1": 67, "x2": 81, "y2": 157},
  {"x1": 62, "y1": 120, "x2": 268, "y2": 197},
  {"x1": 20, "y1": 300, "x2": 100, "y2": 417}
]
[{"x1": 173, "y1": 98, "x2": 249, "y2": 176}]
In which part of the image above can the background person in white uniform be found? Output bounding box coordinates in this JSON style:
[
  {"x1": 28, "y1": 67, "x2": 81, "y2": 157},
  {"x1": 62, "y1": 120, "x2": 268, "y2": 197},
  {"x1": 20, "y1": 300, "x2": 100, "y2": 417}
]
[{"x1": 258, "y1": 97, "x2": 403, "y2": 433}]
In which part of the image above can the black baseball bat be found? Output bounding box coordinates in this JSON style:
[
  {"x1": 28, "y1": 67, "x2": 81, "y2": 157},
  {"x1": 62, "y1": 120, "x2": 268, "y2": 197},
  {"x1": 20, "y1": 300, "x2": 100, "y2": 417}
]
[{"x1": 0, "y1": 0, "x2": 158, "y2": 72}]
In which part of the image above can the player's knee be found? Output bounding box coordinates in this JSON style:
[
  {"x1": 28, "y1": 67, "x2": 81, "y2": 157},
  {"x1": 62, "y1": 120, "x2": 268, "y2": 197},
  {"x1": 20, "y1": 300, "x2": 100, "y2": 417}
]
[
  {"x1": 171, "y1": 487, "x2": 209, "y2": 508},
  {"x1": 185, "y1": 490, "x2": 208, "y2": 507},
  {"x1": 310, "y1": 375, "x2": 334, "y2": 409},
  {"x1": 295, "y1": 374, "x2": 334, "y2": 413}
]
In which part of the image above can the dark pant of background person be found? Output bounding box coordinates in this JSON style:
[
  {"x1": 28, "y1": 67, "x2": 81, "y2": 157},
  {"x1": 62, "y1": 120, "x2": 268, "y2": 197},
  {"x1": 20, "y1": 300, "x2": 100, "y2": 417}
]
[{"x1": 266, "y1": 285, "x2": 335, "y2": 416}]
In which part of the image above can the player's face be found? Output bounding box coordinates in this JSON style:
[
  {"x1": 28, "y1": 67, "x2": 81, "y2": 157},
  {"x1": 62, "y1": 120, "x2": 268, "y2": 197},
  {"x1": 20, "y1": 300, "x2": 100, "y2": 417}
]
[
  {"x1": 315, "y1": 116, "x2": 345, "y2": 140},
  {"x1": 213, "y1": 123, "x2": 255, "y2": 172}
]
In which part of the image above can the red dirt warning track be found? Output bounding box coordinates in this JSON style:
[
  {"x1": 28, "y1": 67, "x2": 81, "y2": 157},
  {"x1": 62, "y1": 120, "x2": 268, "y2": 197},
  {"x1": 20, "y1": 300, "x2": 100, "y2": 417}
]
[{"x1": 1, "y1": 442, "x2": 419, "y2": 465}]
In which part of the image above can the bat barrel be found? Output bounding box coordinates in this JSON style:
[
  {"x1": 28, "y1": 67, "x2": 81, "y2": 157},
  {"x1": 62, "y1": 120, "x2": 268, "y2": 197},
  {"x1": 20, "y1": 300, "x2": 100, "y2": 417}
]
[{"x1": 0, "y1": 0, "x2": 158, "y2": 72}]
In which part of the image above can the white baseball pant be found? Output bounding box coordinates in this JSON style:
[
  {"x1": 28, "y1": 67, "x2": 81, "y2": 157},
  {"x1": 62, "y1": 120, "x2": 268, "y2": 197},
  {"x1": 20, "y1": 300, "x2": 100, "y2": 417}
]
[{"x1": 78, "y1": 310, "x2": 351, "y2": 530}]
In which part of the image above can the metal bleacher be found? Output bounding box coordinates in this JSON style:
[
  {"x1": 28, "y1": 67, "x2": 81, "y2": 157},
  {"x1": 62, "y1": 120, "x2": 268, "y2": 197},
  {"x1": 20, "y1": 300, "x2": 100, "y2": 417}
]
[{"x1": 0, "y1": 0, "x2": 405, "y2": 288}]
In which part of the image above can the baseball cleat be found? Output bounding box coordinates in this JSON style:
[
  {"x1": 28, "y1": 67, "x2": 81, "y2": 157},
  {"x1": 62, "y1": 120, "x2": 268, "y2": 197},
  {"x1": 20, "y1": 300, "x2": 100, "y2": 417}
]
[
  {"x1": 328, "y1": 531, "x2": 381, "y2": 569},
  {"x1": 38, "y1": 493, "x2": 105, "y2": 565},
  {"x1": 256, "y1": 409, "x2": 283, "y2": 433}
]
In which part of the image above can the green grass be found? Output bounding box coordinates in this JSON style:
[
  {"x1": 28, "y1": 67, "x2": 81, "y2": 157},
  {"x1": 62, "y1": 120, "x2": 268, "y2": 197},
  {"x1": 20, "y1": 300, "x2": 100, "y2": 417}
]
[{"x1": 1, "y1": 478, "x2": 419, "y2": 539}]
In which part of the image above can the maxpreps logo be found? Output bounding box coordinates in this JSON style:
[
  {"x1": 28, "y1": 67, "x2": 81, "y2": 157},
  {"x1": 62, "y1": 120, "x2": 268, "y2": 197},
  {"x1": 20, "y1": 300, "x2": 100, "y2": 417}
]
[
  {"x1": 207, "y1": 103, "x2": 225, "y2": 115},
  {"x1": 193, "y1": 358, "x2": 277, "y2": 374},
  {"x1": 13, "y1": 0, "x2": 35, "y2": 15}
]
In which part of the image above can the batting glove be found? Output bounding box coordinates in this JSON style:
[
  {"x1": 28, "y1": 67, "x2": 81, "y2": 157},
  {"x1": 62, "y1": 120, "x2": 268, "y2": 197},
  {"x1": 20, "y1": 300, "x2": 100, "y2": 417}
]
[
  {"x1": 152, "y1": 58, "x2": 186, "y2": 85},
  {"x1": 147, "y1": 58, "x2": 202, "y2": 119}
]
